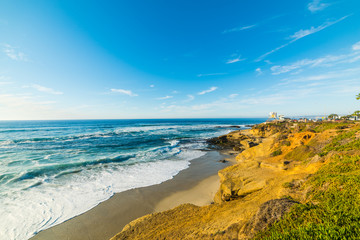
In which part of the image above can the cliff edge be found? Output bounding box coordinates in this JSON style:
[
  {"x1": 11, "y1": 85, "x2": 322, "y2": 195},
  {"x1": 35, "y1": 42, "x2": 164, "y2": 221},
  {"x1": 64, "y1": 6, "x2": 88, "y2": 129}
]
[{"x1": 111, "y1": 121, "x2": 360, "y2": 239}]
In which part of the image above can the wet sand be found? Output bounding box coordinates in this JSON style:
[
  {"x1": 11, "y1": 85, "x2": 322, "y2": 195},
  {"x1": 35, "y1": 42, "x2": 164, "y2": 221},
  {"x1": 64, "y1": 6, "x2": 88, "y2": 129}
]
[{"x1": 31, "y1": 151, "x2": 233, "y2": 240}]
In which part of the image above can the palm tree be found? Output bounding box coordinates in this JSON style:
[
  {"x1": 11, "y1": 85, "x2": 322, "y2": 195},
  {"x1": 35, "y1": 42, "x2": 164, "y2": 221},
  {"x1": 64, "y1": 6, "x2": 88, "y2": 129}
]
[{"x1": 357, "y1": 93, "x2": 360, "y2": 100}]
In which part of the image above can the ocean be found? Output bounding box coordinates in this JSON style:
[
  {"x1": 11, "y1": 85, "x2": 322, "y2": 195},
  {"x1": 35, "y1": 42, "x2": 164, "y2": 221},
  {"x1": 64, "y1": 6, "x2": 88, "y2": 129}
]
[{"x1": 0, "y1": 118, "x2": 265, "y2": 240}]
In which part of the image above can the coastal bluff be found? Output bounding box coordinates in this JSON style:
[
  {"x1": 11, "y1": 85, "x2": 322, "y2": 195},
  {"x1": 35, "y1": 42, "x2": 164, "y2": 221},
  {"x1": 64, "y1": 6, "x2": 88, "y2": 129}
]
[{"x1": 111, "y1": 121, "x2": 360, "y2": 239}]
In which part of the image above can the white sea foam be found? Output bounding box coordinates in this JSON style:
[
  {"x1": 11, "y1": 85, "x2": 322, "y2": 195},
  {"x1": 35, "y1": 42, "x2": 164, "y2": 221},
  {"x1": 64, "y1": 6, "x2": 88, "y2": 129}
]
[
  {"x1": 0, "y1": 159, "x2": 191, "y2": 240},
  {"x1": 0, "y1": 140, "x2": 15, "y2": 148},
  {"x1": 169, "y1": 140, "x2": 180, "y2": 147},
  {"x1": 114, "y1": 124, "x2": 232, "y2": 134}
]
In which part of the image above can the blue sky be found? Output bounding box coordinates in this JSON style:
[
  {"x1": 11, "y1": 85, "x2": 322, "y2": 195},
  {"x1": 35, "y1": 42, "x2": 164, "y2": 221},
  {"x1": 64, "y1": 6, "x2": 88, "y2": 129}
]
[{"x1": 0, "y1": 0, "x2": 360, "y2": 120}]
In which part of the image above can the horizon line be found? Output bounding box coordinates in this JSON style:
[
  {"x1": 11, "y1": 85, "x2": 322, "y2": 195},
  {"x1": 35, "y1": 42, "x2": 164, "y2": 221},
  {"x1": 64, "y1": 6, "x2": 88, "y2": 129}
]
[{"x1": 0, "y1": 114, "x2": 343, "y2": 121}]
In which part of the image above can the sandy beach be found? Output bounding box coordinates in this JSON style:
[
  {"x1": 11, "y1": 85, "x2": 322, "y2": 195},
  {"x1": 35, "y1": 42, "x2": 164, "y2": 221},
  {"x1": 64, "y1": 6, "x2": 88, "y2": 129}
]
[{"x1": 31, "y1": 150, "x2": 234, "y2": 240}]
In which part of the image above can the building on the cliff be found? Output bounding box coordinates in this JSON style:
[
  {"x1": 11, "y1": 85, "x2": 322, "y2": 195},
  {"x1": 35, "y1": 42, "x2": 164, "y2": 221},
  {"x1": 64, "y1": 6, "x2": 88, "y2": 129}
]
[{"x1": 269, "y1": 112, "x2": 277, "y2": 119}]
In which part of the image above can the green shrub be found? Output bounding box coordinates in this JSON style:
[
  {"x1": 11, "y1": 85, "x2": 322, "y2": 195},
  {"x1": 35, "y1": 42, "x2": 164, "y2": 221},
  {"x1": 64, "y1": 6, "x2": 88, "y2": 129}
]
[
  {"x1": 313, "y1": 122, "x2": 351, "y2": 133},
  {"x1": 282, "y1": 182, "x2": 294, "y2": 188},
  {"x1": 271, "y1": 149, "x2": 282, "y2": 157},
  {"x1": 254, "y1": 155, "x2": 360, "y2": 239},
  {"x1": 282, "y1": 140, "x2": 291, "y2": 146},
  {"x1": 285, "y1": 145, "x2": 316, "y2": 162},
  {"x1": 320, "y1": 130, "x2": 358, "y2": 156}
]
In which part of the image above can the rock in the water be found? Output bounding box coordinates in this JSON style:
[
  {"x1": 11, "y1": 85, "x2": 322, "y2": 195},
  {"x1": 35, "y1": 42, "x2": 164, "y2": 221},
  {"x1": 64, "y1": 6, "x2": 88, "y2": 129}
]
[{"x1": 233, "y1": 146, "x2": 242, "y2": 151}]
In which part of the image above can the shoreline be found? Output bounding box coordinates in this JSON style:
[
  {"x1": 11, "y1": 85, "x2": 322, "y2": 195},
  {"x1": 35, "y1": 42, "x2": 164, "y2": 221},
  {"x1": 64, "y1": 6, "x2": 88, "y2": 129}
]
[{"x1": 31, "y1": 150, "x2": 234, "y2": 240}]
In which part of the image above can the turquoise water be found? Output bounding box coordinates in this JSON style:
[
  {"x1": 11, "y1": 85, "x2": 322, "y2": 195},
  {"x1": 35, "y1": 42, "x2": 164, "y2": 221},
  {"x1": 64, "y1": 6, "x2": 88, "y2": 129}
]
[{"x1": 0, "y1": 118, "x2": 265, "y2": 240}]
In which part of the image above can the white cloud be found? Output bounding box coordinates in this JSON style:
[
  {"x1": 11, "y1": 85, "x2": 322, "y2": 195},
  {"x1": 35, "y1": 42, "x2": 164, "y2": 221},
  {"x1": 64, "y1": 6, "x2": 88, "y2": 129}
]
[
  {"x1": 0, "y1": 94, "x2": 58, "y2": 120},
  {"x1": 157, "y1": 95, "x2": 173, "y2": 100},
  {"x1": 111, "y1": 88, "x2": 138, "y2": 97},
  {"x1": 256, "y1": 42, "x2": 291, "y2": 62},
  {"x1": 257, "y1": 15, "x2": 349, "y2": 61},
  {"x1": 238, "y1": 94, "x2": 290, "y2": 105},
  {"x1": 198, "y1": 86, "x2": 218, "y2": 95},
  {"x1": 223, "y1": 14, "x2": 286, "y2": 35},
  {"x1": 229, "y1": 94, "x2": 238, "y2": 98},
  {"x1": 290, "y1": 15, "x2": 349, "y2": 41},
  {"x1": 0, "y1": 81, "x2": 11, "y2": 85},
  {"x1": 308, "y1": 0, "x2": 329, "y2": 13},
  {"x1": 155, "y1": 70, "x2": 360, "y2": 116},
  {"x1": 150, "y1": 84, "x2": 155, "y2": 88},
  {"x1": 226, "y1": 56, "x2": 246, "y2": 64},
  {"x1": 223, "y1": 24, "x2": 256, "y2": 34},
  {"x1": 279, "y1": 67, "x2": 360, "y2": 85},
  {"x1": 352, "y1": 41, "x2": 360, "y2": 51},
  {"x1": 28, "y1": 84, "x2": 63, "y2": 95},
  {"x1": 255, "y1": 68, "x2": 263, "y2": 76},
  {"x1": 187, "y1": 94, "x2": 195, "y2": 101},
  {"x1": 183, "y1": 95, "x2": 195, "y2": 103},
  {"x1": 271, "y1": 48, "x2": 360, "y2": 75},
  {"x1": 264, "y1": 60, "x2": 273, "y2": 64},
  {"x1": 0, "y1": 76, "x2": 12, "y2": 85},
  {"x1": 197, "y1": 73, "x2": 227, "y2": 77},
  {"x1": 3, "y1": 44, "x2": 27, "y2": 61}
]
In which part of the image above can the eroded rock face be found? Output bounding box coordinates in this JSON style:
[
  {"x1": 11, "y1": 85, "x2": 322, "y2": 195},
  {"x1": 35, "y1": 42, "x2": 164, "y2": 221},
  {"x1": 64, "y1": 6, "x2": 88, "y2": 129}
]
[
  {"x1": 110, "y1": 122, "x2": 336, "y2": 240},
  {"x1": 207, "y1": 130, "x2": 260, "y2": 152},
  {"x1": 241, "y1": 198, "x2": 298, "y2": 238},
  {"x1": 215, "y1": 164, "x2": 267, "y2": 204}
]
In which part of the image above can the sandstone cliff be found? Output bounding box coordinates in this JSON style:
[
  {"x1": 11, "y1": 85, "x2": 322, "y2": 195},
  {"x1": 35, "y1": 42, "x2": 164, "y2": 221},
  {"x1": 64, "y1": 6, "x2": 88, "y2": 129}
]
[{"x1": 111, "y1": 121, "x2": 360, "y2": 240}]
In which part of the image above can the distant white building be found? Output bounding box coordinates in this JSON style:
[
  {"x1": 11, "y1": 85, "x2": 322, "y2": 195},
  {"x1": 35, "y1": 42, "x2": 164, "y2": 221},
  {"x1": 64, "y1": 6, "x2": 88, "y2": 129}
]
[{"x1": 269, "y1": 112, "x2": 277, "y2": 119}]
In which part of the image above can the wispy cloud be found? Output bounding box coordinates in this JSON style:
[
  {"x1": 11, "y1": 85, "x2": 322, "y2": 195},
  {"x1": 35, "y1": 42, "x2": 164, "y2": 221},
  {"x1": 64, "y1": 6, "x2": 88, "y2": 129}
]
[
  {"x1": 257, "y1": 15, "x2": 350, "y2": 61},
  {"x1": 0, "y1": 81, "x2": 11, "y2": 85},
  {"x1": 226, "y1": 55, "x2": 246, "y2": 64},
  {"x1": 271, "y1": 42, "x2": 360, "y2": 75},
  {"x1": 184, "y1": 94, "x2": 195, "y2": 102},
  {"x1": 223, "y1": 24, "x2": 257, "y2": 34},
  {"x1": 198, "y1": 86, "x2": 218, "y2": 95},
  {"x1": 223, "y1": 14, "x2": 286, "y2": 35},
  {"x1": 255, "y1": 68, "x2": 263, "y2": 76},
  {"x1": 157, "y1": 95, "x2": 173, "y2": 100},
  {"x1": 229, "y1": 94, "x2": 238, "y2": 98},
  {"x1": 290, "y1": 16, "x2": 348, "y2": 40},
  {"x1": 186, "y1": 94, "x2": 195, "y2": 102},
  {"x1": 25, "y1": 84, "x2": 63, "y2": 95},
  {"x1": 256, "y1": 43, "x2": 290, "y2": 62},
  {"x1": 197, "y1": 73, "x2": 227, "y2": 77},
  {"x1": 238, "y1": 93, "x2": 291, "y2": 105},
  {"x1": 0, "y1": 76, "x2": 12, "y2": 85},
  {"x1": 278, "y1": 67, "x2": 360, "y2": 85},
  {"x1": 150, "y1": 84, "x2": 155, "y2": 88},
  {"x1": 308, "y1": 0, "x2": 330, "y2": 13},
  {"x1": 353, "y1": 41, "x2": 360, "y2": 51},
  {"x1": 3, "y1": 44, "x2": 27, "y2": 61},
  {"x1": 111, "y1": 88, "x2": 138, "y2": 97}
]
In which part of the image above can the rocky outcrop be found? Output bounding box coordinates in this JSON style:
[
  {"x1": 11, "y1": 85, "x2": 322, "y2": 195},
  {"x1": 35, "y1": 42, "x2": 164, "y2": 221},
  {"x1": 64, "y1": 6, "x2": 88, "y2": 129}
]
[
  {"x1": 207, "y1": 130, "x2": 261, "y2": 152},
  {"x1": 111, "y1": 122, "x2": 349, "y2": 240}
]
